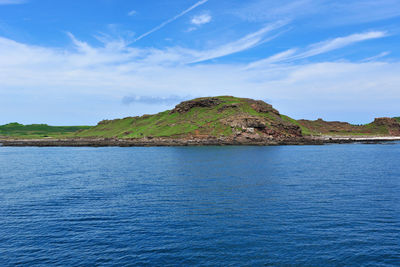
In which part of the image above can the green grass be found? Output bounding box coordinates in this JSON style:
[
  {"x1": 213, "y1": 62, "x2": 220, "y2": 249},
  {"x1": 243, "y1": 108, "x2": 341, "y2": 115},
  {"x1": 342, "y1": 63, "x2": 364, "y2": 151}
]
[
  {"x1": 6, "y1": 97, "x2": 396, "y2": 140},
  {"x1": 295, "y1": 118, "x2": 396, "y2": 137},
  {"x1": 77, "y1": 96, "x2": 293, "y2": 139},
  {"x1": 0, "y1": 123, "x2": 91, "y2": 139},
  {"x1": 394, "y1": 117, "x2": 400, "y2": 123},
  {"x1": 280, "y1": 115, "x2": 314, "y2": 136},
  {"x1": 362, "y1": 122, "x2": 390, "y2": 135}
]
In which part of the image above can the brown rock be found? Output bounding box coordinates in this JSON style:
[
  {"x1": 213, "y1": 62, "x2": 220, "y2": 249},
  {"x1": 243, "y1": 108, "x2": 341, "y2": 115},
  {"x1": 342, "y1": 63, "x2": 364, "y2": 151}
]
[
  {"x1": 244, "y1": 99, "x2": 280, "y2": 115},
  {"x1": 171, "y1": 98, "x2": 222, "y2": 113},
  {"x1": 221, "y1": 116, "x2": 267, "y2": 129},
  {"x1": 218, "y1": 103, "x2": 240, "y2": 112}
]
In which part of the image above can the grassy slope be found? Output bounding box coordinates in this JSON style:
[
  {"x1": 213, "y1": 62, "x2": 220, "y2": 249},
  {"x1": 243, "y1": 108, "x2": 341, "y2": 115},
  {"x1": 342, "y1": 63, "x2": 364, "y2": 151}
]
[
  {"x1": 77, "y1": 96, "x2": 288, "y2": 139},
  {"x1": 297, "y1": 119, "x2": 394, "y2": 136},
  {"x1": 0, "y1": 123, "x2": 91, "y2": 138},
  {"x1": 395, "y1": 117, "x2": 400, "y2": 123}
]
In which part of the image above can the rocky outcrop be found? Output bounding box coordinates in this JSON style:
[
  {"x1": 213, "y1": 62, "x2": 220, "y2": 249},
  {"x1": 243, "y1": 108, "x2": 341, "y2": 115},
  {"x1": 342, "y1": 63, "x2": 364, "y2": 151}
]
[
  {"x1": 270, "y1": 121, "x2": 303, "y2": 137},
  {"x1": 171, "y1": 98, "x2": 222, "y2": 113},
  {"x1": 221, "y1": 115, "x2": 302, "y2": 138},
  {"x1": 221, "y1": 116, "x2": 267, "y2": 129},
  {"x1": 245, "y1": 99, "x2": 280, "y2": 115},
  {"x1": 218, "y1": 103, "x2": 240, "y2": 112}
]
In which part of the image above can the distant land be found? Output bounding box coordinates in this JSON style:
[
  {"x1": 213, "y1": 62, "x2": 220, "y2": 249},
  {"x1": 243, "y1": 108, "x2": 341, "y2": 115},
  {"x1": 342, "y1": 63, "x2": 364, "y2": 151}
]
[
  {"x1": 0, "y1": 123, "x2": 91, "y2": 139},
  {"x1": 1, "y1": 96, "x2": 400, "y2": 146}
]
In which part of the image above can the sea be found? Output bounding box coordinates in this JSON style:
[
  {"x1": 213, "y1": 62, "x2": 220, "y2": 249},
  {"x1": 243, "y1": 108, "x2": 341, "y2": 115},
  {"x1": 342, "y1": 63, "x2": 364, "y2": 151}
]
[{"x1": 0, "y1": 143, "x2": 399, "y2": 266}]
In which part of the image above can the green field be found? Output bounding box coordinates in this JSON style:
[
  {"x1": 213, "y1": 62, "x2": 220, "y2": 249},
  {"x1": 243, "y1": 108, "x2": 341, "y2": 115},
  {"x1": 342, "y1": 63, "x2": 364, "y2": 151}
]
[{"x1": 0, "y1": 123, "x2": 91, "y2": 138}]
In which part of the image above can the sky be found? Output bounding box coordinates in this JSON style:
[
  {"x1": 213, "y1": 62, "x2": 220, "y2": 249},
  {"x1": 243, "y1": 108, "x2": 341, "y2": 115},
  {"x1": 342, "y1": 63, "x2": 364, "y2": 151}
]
[{"x1": 0, "y1": 0, "x2": 399, "y2": 125}]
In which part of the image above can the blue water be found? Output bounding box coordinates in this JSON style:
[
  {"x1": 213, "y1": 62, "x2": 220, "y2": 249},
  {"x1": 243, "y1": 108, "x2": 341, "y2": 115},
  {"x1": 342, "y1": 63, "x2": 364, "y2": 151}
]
[{"x1": 0, "y1": 144, "x2": 399, "y2": 266}]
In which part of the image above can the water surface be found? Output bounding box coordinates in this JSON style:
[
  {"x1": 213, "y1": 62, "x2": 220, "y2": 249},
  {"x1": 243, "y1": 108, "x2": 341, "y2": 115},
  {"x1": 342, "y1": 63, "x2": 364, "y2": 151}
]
[{"x1": 1, "y1": 144, "x2": 399, "y2": 266}]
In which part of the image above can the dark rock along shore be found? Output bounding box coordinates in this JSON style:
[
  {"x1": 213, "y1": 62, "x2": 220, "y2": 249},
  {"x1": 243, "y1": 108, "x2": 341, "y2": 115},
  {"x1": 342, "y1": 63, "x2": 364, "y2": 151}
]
[{"x1": 1, "y1": 136, "x2": 400, "y2": 147}]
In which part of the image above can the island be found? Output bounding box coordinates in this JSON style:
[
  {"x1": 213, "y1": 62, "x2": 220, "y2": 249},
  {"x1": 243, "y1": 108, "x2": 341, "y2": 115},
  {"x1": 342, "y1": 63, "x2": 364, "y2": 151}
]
[{"x1": 1, "y1": 96, "x2": 400, "y2": 146}]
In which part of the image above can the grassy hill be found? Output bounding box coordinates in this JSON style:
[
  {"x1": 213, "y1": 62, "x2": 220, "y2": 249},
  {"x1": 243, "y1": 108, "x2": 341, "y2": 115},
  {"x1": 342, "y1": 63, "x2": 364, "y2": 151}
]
[
  {"x1": 76, "y1": 96, "x2": 304, "y2": 140},
  {"x1": 2, "y1": 97, "x2": 399, "y2": 140},
  {"x1": 76, "y1": 96, "x2": 400, "y2": 139},
  {"x1": 0, "y1": 123, "x2": 90, "y2": 138}
]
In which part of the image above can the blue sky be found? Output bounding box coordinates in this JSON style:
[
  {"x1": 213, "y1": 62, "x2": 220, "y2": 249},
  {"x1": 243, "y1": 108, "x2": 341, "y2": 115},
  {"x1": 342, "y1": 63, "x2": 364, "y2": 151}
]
[{"x1": 0, "y1": 0, "x2": 399, "y2": 125}]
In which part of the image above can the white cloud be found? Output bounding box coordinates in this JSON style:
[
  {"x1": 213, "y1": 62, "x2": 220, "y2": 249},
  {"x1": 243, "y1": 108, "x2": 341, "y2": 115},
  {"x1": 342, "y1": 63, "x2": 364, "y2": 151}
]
[
  {"x1": 361, "y1": 51, "x2": 391, "y2": 62},
  {"x1": 296, "y1": 31, "x2": 387, "y2": 59},
  {"x1": 128, "y1": 10, "x2": 137, "y2": 16},
  {"x1": 191, "y1": 13, "x2": 212, "y2": 25},
  {"x1": 0, "y1": 0, "x2": 25, "y2": 4},
  {"x1": 133, "y1": 0, "x2": 209, "y2": 42},
  {"x1": 0, "y1": 30, "x2": 398, "y2": 125},
  {"x1": 190, "y1": 21, "x2": 288, "y2": 63},
  {"x1": 248, "y1": 31, "x2": 387, "y2": 68}
]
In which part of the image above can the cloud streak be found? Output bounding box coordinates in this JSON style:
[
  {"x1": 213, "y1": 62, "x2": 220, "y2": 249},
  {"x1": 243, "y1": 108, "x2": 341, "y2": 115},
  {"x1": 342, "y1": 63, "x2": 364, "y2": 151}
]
[
  {"x1": 190, "y1": 21, "x2": 288, "y2": 63},
  {"x1": 248, "y1": 31, "x2": 387, "y2": 68},
  {"x1": 133, "y1": 0, "x2": 208, "y2": 42}
]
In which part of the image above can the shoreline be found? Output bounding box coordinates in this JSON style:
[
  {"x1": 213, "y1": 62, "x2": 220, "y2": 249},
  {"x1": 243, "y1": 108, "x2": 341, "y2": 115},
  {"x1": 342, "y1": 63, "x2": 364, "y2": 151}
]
[{"x1": 1, "y1": 136, "x2": 400, "y2": 147}]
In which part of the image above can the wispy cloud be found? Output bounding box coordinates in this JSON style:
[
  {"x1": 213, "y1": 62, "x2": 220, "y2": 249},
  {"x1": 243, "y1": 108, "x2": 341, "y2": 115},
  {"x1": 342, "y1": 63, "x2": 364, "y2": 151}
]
[
  {"x1": 190, "y1": 21, "x2": 288, "y2": 63},
  {"x1": 133, "y1": 0, "x2": 209, "y2": 42},
  {"x1": 128, "y1": 10, "x2": 136, "y2": 16},
  {"x1": 295, "y1": 31, "x2": 387, "y2": 59},
  {"x1": 362, "y1": 51, "x2": 391, "y2": 62},
  {"x1": 0, "y1": 0, "x2": 26, "y2": 4},
  {"x1": 191, "y1": 13, "x2": 212, "y2": 26},
  {"x1": 0, "y1": 34, "x2": 399, "y2": 125},
  {"x1": 248, "y1": 31, "x2": 387, "y2": 68}
]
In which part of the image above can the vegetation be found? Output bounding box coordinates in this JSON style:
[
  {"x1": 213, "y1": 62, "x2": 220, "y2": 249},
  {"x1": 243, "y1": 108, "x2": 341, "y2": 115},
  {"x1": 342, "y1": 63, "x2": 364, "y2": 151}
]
[
  {"x1": 2, "y1": 98, "x2": 399, "y2": 140},
  {"x1": 297, "y1": 117, "x2": 400, "y2": 136},
  {"x1": 0, "y1": 123, "x2": 91, "y2": 138},
  {"x1": 280, "y1": 115, "x2": 313, "y2": 136},
  {"x1": 76, "y1": 96, "x2": 297, "y2": 139}
]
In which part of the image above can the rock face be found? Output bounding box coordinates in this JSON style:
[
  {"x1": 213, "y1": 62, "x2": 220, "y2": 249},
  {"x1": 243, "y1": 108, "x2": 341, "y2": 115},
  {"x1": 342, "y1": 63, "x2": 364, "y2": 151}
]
[
  {"x1": 222, "y1": 116, "x2": 266, "y2": 129},
  {"x1": 271, "y1": 121, "x2": 303, "y2": 137},
  {"x1": 171, "y1": 97, "x2": 222, "y2": 113},
  {"x1": 221, "y1": 115, "x2": 302, "y2": 139},
  {"x1": 245, "y1": 99, "x2": 280, "y2": 115},
  {"x1": 218, "y1": 103, "x2": 240, "y2": 112}
]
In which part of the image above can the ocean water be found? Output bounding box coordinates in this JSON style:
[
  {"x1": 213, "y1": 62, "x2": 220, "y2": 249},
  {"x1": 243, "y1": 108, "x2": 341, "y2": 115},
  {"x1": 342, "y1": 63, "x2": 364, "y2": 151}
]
[{"x1": 0, "y1": 144, "x2": 399, "y2": 266}]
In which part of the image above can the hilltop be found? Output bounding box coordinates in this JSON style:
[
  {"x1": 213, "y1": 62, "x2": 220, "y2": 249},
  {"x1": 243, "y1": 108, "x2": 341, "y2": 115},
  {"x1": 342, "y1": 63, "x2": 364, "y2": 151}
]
[{"x1": 75, "y1": 96, "x2": 304, "y2": 143}]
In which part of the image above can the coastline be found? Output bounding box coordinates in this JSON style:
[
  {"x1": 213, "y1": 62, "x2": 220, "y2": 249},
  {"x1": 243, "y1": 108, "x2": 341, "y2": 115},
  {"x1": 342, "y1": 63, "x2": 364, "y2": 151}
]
[{"x1": 1, "y1": 136, "x2": 399, "y2": 147}]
